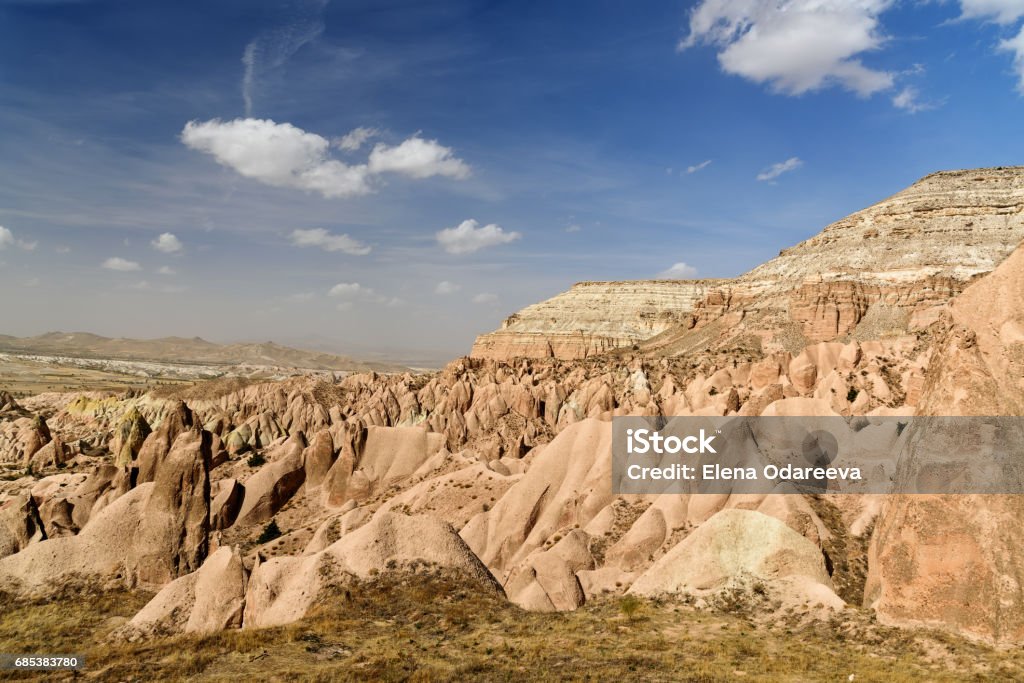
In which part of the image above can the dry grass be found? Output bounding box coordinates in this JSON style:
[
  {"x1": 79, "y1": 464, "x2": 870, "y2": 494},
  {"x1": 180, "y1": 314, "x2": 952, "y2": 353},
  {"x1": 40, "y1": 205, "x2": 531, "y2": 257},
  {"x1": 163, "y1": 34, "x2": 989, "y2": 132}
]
[{"x1": 0, "y1": 572, "x2": 1021, "y2": 682}]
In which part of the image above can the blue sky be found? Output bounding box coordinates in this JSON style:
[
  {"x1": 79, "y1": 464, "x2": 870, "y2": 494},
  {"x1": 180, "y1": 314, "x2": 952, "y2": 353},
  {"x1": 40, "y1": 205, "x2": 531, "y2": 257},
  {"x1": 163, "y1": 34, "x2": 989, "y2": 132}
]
[{"x1": 1, "y1": 0, "x2": 1023, "y2": 360}]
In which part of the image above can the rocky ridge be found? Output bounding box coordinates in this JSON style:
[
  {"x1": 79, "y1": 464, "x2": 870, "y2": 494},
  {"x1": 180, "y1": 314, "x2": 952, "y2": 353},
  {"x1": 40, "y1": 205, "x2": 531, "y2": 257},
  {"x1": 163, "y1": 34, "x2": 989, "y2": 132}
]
[{"x1": 473, "y1": 166, "x2": 1024, "y2": 360}]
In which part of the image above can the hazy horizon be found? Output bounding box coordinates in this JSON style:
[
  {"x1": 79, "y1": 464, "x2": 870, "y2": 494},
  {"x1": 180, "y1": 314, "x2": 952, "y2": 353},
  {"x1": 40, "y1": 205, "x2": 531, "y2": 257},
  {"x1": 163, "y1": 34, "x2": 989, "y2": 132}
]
[{"x1": 3, "y1": 0, "x2": 1024, "y2": 357}]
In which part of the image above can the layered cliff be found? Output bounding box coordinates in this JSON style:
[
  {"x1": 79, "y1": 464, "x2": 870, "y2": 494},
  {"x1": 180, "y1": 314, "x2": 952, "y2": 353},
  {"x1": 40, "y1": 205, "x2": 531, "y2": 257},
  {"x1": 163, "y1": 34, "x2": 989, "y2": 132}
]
[
  {"x1": 470, "y1": 280, "x2": 722, "y2": 360},
  {"x1": 472, "y1": 166, "x2": 1024, "y2": 360}
]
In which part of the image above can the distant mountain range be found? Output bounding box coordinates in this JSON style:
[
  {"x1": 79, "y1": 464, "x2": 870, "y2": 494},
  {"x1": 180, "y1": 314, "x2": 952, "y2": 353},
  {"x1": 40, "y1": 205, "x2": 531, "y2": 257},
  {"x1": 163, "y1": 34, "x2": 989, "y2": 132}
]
[{"x1": 0, "y1": 332, "x2": 407, "y2": 372}]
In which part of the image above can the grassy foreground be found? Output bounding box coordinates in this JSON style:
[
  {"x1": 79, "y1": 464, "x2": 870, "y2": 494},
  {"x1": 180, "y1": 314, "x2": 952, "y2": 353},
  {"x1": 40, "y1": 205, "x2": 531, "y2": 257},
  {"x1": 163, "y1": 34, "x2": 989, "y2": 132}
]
[{"x1": 0, "y1": 573, "x2": 1021, "y2": 682}]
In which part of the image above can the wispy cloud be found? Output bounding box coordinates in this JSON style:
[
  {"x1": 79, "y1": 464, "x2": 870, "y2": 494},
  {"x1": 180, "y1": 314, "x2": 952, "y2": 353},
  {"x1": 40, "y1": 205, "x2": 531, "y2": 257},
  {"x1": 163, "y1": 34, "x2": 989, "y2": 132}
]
[
  {"x1": 435, "y1": 281, "x2": 461, "y2": 295},
  {"x1": 241, "y1": 0, "x2": 329, "y2": 116},
  {"x1": 891, "y1": 86, "x2": 937, "y2": 113},
  {"x1": 657, "y1": 262, "x2": 698, "y2": 278},
  {"x1": 472, "y1": 292, "x2": 498, "y2": 304},
  {"x1": 0, "y1": 225, "x2": 36, "y2": 251},
  {"x1": 102, "y1": 257, "x2": 141, "y2": 272},
  {"x1": 757, "y1": 157, "x2": 803, "y2": 182},
  {"x1": 328, "y1": 282, "x2": 368, "y2": 298},
  {"x1": 334, "y1": 126, "x2": 379, "y2": 152},
  {"x1": 1000, "y1": 25, "x2": 1024, "y2": 93},
  {"x1": 290, "y1": 228, "x2": 371, "y2": 255},
  {"x1": 687, "y1": 159, "x2": 713, "y2": 174}
]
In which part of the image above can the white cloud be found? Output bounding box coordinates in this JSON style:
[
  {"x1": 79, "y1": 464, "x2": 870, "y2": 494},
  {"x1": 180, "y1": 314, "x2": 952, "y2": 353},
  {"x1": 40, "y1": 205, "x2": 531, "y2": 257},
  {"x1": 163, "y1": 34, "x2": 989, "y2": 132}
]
[
  {"x1": 289, "y1": 228, "x2": 371, "y2": 255},
  {"x1": 687, "y1": 159, "x2": 713, "y2": 174},
  {"x1": 157, "y1": 266, "x2": 177, "y2": 275},
  {"x1": 103, "y1": 257, "x2": 142, "y2": 272},
  {"x1": 335, "y1": 301, "x2": 354, "y2": 311},
  {"x1": 565, "y1": 224, "x2": 582, "y2": 233},
  {"x1": 681, "y1": 0, "x2": 895, "y2": 97},
  {"x1": 0, "y1": 226, "x2": 36, "y2": 251},
  {"x1": 368, "y1": 136, "x2": 471, "y2": 179},
  {"x1": 436, "y1": 219, "x2": 522, "y2": 254},
  {"x1": 335, "y1": 126, "x2": 379, "y2": 151},
  {"x1": 891, "y1": 86, "x2": 934, "y2": 113},
  {"x1": 328, "y1": 282, "x2": 367, "y2": 298},
  {"x1": 152, "y1": 232, "x2": 182, "y2": 253},
  {"x1": 757, "y1": 157, "x2": 804, "y2": 181},
  {"x1": 24, "y1": 277, "x2": 40, "y2": 287},
  {"x1": 182, "y1": 119, "x2": 471, "y2": 198},
  {"x1": 472, "y1": 292, "x2": 499, "y2": 304},
  {"x1": 657, "y1": 262, "x2": 699, "y2": 279},
  {"x1": 129, "y1": 280, "x2": 151, "y2": 290},
  {"x1": 435, "y1": 281, "x2": 461, "y2": 295},
  {"x1": 55, "y1": 245, "x2": 71, "y2": 254},
  {"x1": 958, "y1": 0, "x2": 1024, "y2": 24},
  {"x1": 285, "y1": 291, "x2": 315, "y2": 303},
  {"x1": 1000, "y1": 25, "x2": 1024, "y2": 92},
  {"x1": 181, "y1": 118, "x2": 374, "y2": 199}
]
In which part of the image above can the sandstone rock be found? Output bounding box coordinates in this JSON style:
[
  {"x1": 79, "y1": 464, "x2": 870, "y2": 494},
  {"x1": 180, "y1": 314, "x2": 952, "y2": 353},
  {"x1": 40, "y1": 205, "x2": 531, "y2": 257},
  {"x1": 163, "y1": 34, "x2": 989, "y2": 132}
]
[
  {"x1": 303, "y1": 428, "x2": 336, "y2": 489},
  {"x1": 462, "y1": 419, "x2": 613, "y2": 574},
  {"x1": 0, "y1": 494, "x2": 45, "y2": 559},
  {"x1": 470, "y1": 280, "x2": 721, "y2": 360},
  {"x1": 243, "y1": 513, "x2": 503, "y2": 628},
  {"x1": 471, "y1": 167, "x2": 1024, "y2": 360},
  {"x1": 127, "y1": 426, "x2": 211, "y2": 588},
  {"x1": 865, "y1": 243, "x2": 1024, "y2": 644},
  {"x1": 117, "y1": 546, "x2": 248, "y2": 639},
  {"x1": 504, "y1": 530, "x2": 595, "y2": 611},
  {"x1": 111, "y1": 407, "x2": 151, "y2": 468},
  {"x1": 136, "y1": 401, "x2": 193, "y2": 484},
  {"x1": 210, "y1": 478, "x2": 243, "y2": 531},
  {"x1": 629, "y1": 509, "x2": 841, "y2": 610},
  {"x1": 233, "y1": 433, "x2": 306, "y2": 527}
]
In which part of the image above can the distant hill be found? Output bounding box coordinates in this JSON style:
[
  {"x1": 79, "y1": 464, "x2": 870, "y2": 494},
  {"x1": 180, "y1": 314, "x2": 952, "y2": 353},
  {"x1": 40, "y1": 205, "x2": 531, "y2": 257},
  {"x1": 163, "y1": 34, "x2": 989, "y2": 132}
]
[{"x1": 0, "y1": 332, "x2": 407, "y2": 372}]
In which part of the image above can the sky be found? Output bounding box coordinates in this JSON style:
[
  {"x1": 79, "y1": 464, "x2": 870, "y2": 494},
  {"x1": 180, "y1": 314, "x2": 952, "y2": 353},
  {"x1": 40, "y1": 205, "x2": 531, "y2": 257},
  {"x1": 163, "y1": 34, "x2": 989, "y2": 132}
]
[{"x1": 1, "y1": 0, "x2": 1023, "y2": 361}]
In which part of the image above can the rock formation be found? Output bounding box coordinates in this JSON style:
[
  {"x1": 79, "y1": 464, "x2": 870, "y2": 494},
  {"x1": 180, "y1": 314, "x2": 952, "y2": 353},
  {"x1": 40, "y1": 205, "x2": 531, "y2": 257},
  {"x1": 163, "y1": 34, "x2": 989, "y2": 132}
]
[
  {"x1": 866, "y1": 240, "x2": 1024, "y2": 644},
  {"x1": 1, "y1": 165, "x2": 1022, "y2": 647},
  {"x1": 473, "y1": 166, "x2": 1024, "y2": 360}
]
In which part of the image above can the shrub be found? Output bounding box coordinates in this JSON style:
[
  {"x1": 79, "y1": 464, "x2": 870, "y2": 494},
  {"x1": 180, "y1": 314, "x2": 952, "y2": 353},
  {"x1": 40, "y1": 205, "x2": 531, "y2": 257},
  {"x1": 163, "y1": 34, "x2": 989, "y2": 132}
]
[
  {"x1": 247, "y1": 452, "x2": 266, "y2": 468},
  {"x1": 618, "y1": 595, "x2": 643, "y2": 621},
  {"x1": 257, "y1": 520, "x2": 282, "y2": 544}
]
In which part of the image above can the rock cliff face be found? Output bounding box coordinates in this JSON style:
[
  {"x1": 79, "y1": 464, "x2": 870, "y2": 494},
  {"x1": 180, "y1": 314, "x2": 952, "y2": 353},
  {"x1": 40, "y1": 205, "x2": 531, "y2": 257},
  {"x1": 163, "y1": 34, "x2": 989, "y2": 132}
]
[
  {"x1": 470, "y1": 280, "x2": 721, "y2": 360},
  {"x1": 473, "y1": 166, "x2": 1024, "y2": 360}
]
